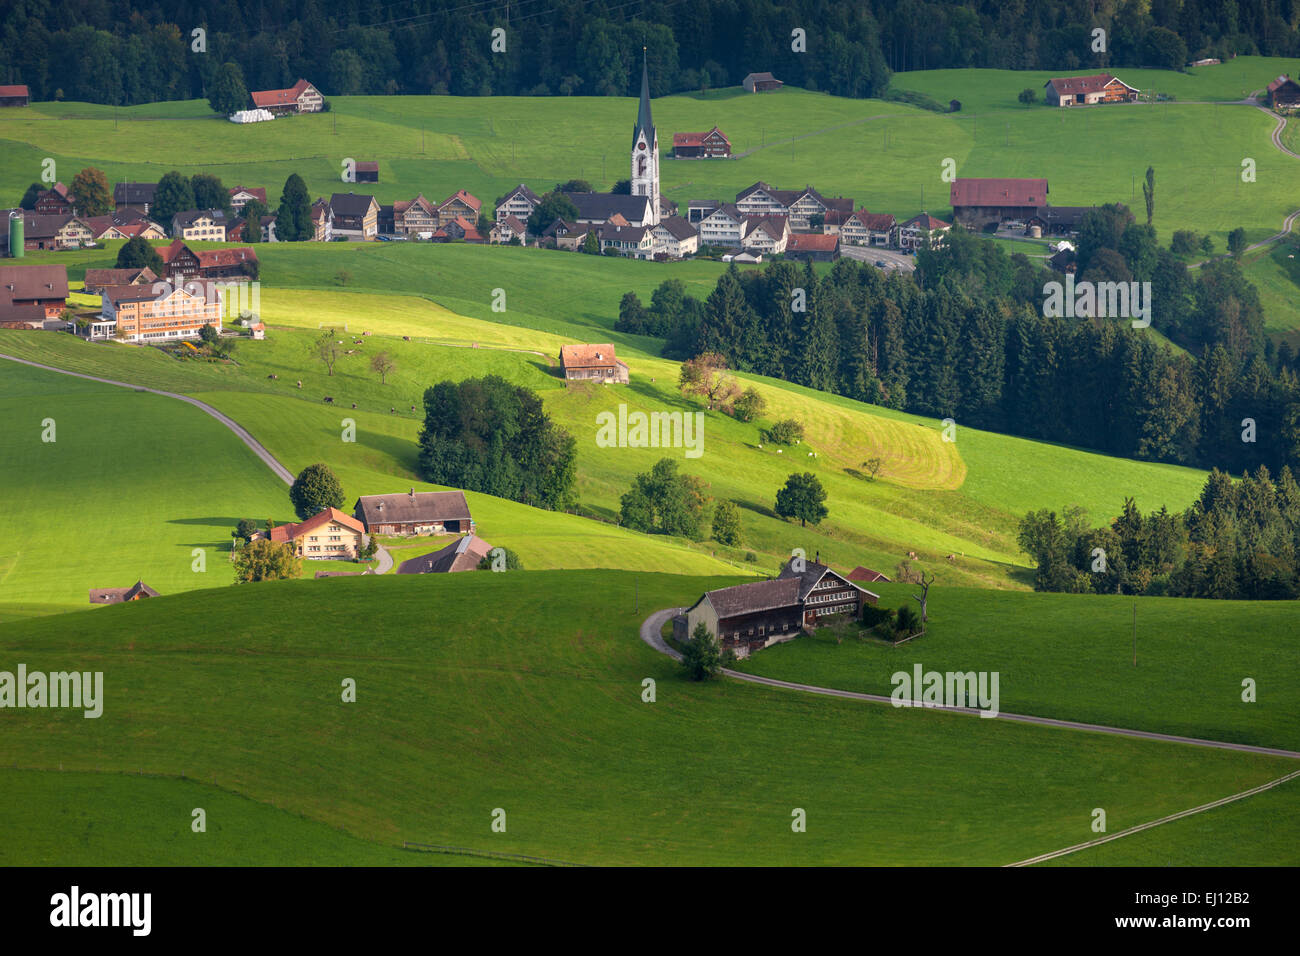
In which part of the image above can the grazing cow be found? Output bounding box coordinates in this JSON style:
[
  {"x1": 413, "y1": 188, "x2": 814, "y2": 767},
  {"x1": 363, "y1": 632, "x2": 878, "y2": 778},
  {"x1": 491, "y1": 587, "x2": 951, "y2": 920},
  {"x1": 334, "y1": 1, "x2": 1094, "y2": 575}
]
[
  {"x1": 410, "y1": 405, "x2": 416, "y2": 412},
  {"x1": 907, "y1": 551, "x2": 918, "y2": 560},
  {"x1": 323, "y1": 396, "x2": 334, "y2": 404},
  {"x1": 946, "y1": 553, "x2": 956, "y2": 563},
  {"x1": 390, "y1": 407, "x2": 396, "y2": 414},
  {"x1": 403, "y1": 336, "x2": 411, "y2": 341},
  {"x1": 296, "y1": 381, "x2": 302, "y2": 389},
  {"x1": 351, "y1": 403, "x2": 357, "y2": 409},
  {"x1": 777, "y1": 448, "x2": 782, "y2": 454}
]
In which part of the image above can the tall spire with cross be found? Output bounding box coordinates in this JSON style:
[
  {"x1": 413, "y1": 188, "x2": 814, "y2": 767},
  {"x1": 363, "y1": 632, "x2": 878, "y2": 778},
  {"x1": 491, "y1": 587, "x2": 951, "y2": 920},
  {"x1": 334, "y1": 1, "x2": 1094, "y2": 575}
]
[{"x1": 630, "y1": 47, "x2": 660, "y2": 225}]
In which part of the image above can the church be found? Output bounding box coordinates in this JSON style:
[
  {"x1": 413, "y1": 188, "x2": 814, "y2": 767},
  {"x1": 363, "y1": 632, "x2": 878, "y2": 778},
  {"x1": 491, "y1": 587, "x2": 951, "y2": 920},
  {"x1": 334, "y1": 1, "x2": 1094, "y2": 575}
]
[{"x1": 569, "y1": 52, "x2": 674, "y2": 233}]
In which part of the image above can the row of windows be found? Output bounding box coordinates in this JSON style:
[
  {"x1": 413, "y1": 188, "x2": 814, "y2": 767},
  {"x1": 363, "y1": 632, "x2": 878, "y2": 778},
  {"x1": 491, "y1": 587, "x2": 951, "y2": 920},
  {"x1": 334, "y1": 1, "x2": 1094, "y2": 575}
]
[{"x1": 730, "y1": 622, "x2": 793, "y2": 641}]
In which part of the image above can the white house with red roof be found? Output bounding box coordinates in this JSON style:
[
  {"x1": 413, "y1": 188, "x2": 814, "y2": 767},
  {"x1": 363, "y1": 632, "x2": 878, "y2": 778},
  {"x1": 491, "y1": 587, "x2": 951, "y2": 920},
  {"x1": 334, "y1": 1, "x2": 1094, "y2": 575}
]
[{"x1": 249, "y1": 79, "x2": 323, "y2": 116}]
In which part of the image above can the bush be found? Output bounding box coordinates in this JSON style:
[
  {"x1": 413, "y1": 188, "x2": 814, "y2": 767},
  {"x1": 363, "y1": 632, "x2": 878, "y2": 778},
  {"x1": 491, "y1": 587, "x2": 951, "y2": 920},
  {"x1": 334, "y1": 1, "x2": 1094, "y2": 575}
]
[
  {"x1": 288, "y1": 463, "x2": 345, "y2": 520},
  {"x1": 680, "y1": 622, "x2": 723, "y2": 681},
  {"x1": 476, "y1": 546, "x2": 524, "y2": 571},
  {"x1": 744, "y1": 551, "x2": 757, "y2": 563},
  {"x1": 861, "y1": 603, "x2": 894, "y2": 628},
  {"x1": 732, "y1": 385, "x2": 766, "y2": 423},
  {"x1": 763, "y1": 418, "x2": 805, "y2": 445},
  {"x1": 895, "y1": 604, "x2": 922, "y2": 636}
]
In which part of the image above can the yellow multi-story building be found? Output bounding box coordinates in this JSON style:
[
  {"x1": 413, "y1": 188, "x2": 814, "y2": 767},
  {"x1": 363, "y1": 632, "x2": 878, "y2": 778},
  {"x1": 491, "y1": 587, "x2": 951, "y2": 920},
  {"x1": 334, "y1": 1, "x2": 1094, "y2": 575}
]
[{"x1": 93, "y1": 282, "x2": 223, "y2": 343}]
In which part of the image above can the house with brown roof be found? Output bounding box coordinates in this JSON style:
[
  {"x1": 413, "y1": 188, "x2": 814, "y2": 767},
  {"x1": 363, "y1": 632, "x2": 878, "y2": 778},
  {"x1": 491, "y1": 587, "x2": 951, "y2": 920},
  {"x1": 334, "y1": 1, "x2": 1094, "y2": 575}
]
[
  {"x1": 559, "y1": 344, "x2": 629, "y2": 384},
  {"x1": 491, "y1": 215, "x2": 527, "y2": 245},
  {"x1": 743, "y1": 72, "x2": 784, "y2": 93},
  {"x1": 392, "y1": 194, "x2": 438, "y2": 237},
  {"x1": 34, "y1": 183, "x2": 75, "y2": 216},
  {"x1": 311, "y1": 198, "x2": 334, "y2": 241},
  {"x1": 848, "y1": 566, "x2": 892, "y2": 584},
  {"x1": 93, "y1": 280, "x2": 223, "y2": 342},
  {"x1": 734, "y1": 181, "x2": 852, "y2": 232},
  {"x1": 949, "y1": 178, "x2": 1048, "y2": 228},
  {"x1": 397, "y1": 534, "x2": 494, "y2": 574},
  {"x1": 673, "y1": 126, "x2": 731, "y2": 158},
  {"x1": 354, "y1": 161, "x2": 379, "y2": 183},
  {"x1": 13, "y1": 213, "x2": 94, "y2": 251},
  {"x1": 329, "y1": 192, "x2": 380, "y2": 240},
  {"x1": 1267, "y1": 75, "x2": 1300, "y2": 110},
  {"x1": 228, "y1": 186, "x2": 267, "y2": 211},
  {"x1": 741, "y1": 215, "x2": 790, "y2": 255},
  {"x1": 158, "y1": 239, "x2": 259, "y2": 282},
  {"x1": 0, "y1": 264, "x2": 68, "y2": 328},
  {"x1": 249, "y1": 78, "x2": 323, "y2": 115},
  {"x1": 0, "y1": 85, "x2": 30, "y2": 107},
  {"x1": 895, "y1": 213, "x2": 951, "y2": 251},
  {"x1": 1044, "y1": 74, "x2": 1138, "y2": 107},
  {"x1": 436, "y1": 190, "x2": 481, "y2": 228},
  {"x1": 677, "y1": 558, "x2": 875, "y2": 659},
  {"x1": 651, "y1": 216, "x2": 699, "y2": 258},
  {"x1": 495, "y1": 184, "x2": 541, "y2": 224},
  {"x1": 434, "y1": 216, "x2": 485, "y2": 243},
  {"x1": 786, "y1": 232, "x2": 840, "y2": 261},
  {"x1": 82, "y1": 267, "x2": 158, "y2": 294},
  {"x1": 270, "y1": 507, "x2": 366, "y2": 559},
  {"x1": 545, "y1": 218, "x2": 590, "y2": 250},
  {"x1": 89, "y1": 580, "x2": 159, "y2": 604},
  {"x1": 353, "y1": 489, "x2": 474, "y2": 537},
  {"x1": 839, "y1": 209, "x2": 896, "y2": 247}
]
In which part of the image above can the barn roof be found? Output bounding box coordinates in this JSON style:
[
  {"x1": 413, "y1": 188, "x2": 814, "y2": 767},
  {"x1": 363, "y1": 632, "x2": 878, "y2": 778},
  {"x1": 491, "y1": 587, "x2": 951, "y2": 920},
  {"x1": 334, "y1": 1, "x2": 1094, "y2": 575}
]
[
  {"x1": 354, "y1": 490, "x2": 472, "y2": 526},
  {"x1": 560, "y1": 343, "x2": 621, "y2": 369},
  {"x1": 398, "y1": 534, "x2": 494, "y2": 574},
  {"x1": 950, "y1": 178, "x2": 1049, "y2": 207}
]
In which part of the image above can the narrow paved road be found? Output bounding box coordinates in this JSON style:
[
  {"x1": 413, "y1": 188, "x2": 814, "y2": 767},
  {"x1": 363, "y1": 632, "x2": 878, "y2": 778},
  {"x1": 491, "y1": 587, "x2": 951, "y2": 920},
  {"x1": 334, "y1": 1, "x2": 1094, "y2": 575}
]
[
  {"x1": 370, "y1": 543, "x2": 393, "y2": 575},
  {"x1": 0, "y1": 353, "x2": 295, "y2": 485},
  {"x1": 639, "y1": 608, "x2": 1300, "y2": 760}
]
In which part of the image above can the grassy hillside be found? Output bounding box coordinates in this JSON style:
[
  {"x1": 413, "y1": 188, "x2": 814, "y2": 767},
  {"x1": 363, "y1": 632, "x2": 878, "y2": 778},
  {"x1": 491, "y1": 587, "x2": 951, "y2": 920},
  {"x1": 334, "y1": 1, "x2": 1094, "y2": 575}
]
[{"x1": 0, "y1": 571, "x2": 1293, "y2": 866}]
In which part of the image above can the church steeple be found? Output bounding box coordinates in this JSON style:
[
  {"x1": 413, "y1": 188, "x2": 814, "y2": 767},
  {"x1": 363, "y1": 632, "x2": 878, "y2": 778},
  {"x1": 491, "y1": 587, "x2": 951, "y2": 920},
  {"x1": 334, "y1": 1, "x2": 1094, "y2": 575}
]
[
  {"x1": 633, "y1": 48, "x2": 655, "y2": 148},
  {"x1": 630, "y1": 47, "x2": 660, "y2": 226}
]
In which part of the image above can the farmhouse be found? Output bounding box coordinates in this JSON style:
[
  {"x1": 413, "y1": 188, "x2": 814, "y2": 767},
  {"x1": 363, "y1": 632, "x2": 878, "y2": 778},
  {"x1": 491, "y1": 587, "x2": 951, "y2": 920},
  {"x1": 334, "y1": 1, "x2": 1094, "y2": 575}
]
[
  {"x1": 436, "y1": 190, "x2": 481, "y2": 228},
  {"x1": 33, "y1": 183, "x2": 75, "y2": 216},
  {"x1": 596, "y1": 222, "x2": 653, "y2": 257},
  {"x1": 13, "y1": 213, "x2": 93, "y2": 251},
  {"x1": 434, "y1": 217, "x2": 485, "y2": 243},
  {"x1": 89, "y1": 580, "x2": 159, "y2": 604},
  {"x1": 786, "y1": 232, "x2": 839, "y2": 261},
  {"x1": 559, "y1": 343, "x2": 629, "y2": 384},
  {"x1": 353, "y1": 490, "x2": 475, "y2": 537},
  {"x1": 734, "y1": 182, "x2": 852, "y2": 231},
  {"x1": 270, "y1": 507, "x2": 366, "y2": 559},
  {"x1": 651, "y1": 216, "x2": 699, "y2": 258},
  {"x1": 677, "y1": 558, "x2": 875, "y2": 659},
  {"x1": 392, "y1": 194, "x2": 438, "y2": 237},
  {"x1": 839, "y1": 209, "x2": 896, "y2": 246},
  {"x1": 113, "y1": 181, "x2": 158, "y2": 213},
  {"x1": 310, "y1": 198, "x2": 334, "y2": 241},
  {"x1": 227, "y1": 186, "x2": 267, "y2": 212},
  {"x1": 329, "y1": 193, "x2": 380, "y2": 240},
  {"x1": 0, "y1": 85, "x2": 30, "y2": 107},
  {"x1": 171, "y1": 208, "x2": 228, "y2": 241},
  {"x1": 249, "y1": 78, "x2": 323, "y2": 115},
  {"x1": 571, "y1": 192, "x2": 655, "y2": 228},
  {"x1": 895, "y1": 213, "x2": 951, "y2": 251},
  {"x1": 496, "y1": 184, "x2": 541, "y2": 224},
  {"x1": 545, "y1": 218, "x2": 590, "y2": 250},
  {"x1": 697, "y1": 203, "x2": 746, "y2": 247},
  {"x1": 1267, "y1": 75, "x2": 1300, "y2": 110},
  {"x1": 354, "y1": 161, "x2": 379, "y2": 183},
  {"x1": 93, "y1": 281, "x2": 223, "y2": 342},
  {"x1": 490, "y1": 214, "x2": 527, "y2": 245},
  {"x1": 83, "y1": 212, "x2": 166, "y2": 242},
  {"x1": 673, "y1": 127, "x2": 731, "y2": 158},
  {"x1": 227, "y1": 213, "x2": 277, "y2": 243},
  {"x1": 158, "y1": 239, "x2": 258, "y2": 282},
  {"x1": 0, "y1": 264, "x2": 68, "y2": 327},
  {"x1": 82, "y1": 266, "x2": 158, "y2": 294},
  {"x1": 743, "y1": 72, "x2": 783, "y2": 92},
  {"x1": 1043, "y1": 74, "x2": 1138, "y2": 107},
  {"x1": 398, "y1": 534, "x2": 494, "y2": 574},
  {"x1": 741, "y1": 215, "x2": 790, "y2": 255},
  {"x1": 949, "y1": 178, "x2": 1048, "y2": 229}
]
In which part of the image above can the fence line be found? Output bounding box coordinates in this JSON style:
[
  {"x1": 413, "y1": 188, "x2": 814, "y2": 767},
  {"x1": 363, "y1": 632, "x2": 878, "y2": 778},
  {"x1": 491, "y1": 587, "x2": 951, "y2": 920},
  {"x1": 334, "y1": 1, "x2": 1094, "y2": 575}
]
[{"x1": 402, "y1": 841, "x2": 586, "y2": 867}]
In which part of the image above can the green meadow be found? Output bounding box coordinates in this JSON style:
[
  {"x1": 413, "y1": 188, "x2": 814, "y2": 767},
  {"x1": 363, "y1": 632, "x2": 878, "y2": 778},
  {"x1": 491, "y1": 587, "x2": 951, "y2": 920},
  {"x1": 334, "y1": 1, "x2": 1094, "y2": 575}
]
[{"x1": 0, "y1": 572, "x2": 1293, "y2": 866}]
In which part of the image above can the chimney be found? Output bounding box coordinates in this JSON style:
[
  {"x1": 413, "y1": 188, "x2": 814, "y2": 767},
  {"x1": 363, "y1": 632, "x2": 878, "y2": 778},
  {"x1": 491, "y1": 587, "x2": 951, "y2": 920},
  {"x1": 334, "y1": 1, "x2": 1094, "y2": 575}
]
[{"x1": 815, "y1": 550, "x2": 820, "y2": 564}]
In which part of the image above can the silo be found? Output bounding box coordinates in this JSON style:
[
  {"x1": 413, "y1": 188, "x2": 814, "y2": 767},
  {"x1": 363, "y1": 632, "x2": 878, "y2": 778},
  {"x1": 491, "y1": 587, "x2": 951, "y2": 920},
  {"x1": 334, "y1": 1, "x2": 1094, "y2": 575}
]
[
  {"x1": 1029, "y1": 224, "x2": 1042, "y2": 239},
  {"x1": 8, "y1": 211, "x2": 23, "y2": 258}
]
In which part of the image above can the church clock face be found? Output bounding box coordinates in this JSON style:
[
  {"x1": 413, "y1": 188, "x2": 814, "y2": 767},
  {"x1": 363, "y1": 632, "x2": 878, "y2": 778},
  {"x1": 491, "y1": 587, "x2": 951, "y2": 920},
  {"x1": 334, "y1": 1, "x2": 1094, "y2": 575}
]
[{"x1": 638, "y1": 141, "x2": 645, "y2": 150}]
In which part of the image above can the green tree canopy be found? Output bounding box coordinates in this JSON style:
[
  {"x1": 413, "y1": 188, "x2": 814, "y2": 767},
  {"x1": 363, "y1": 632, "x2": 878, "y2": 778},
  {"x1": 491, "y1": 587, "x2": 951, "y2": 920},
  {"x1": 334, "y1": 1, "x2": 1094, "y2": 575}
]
[
  {"x1": 774, "y1": 472, "x2": 828, "y2": 527},
  {"x1": 289, "y1": 463, "x2": 346, "y2": 520}
]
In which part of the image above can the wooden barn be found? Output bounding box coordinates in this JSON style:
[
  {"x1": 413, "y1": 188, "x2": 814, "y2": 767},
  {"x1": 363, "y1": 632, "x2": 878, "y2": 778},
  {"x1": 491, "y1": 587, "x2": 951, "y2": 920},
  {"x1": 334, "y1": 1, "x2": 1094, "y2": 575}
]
[
  {"x1": 1267, "y1": 75, "x2": 1300, "y2": 111},
  {"x1": 673, "y1": 127, "x2": 731, "y2": 158},
  {"x1": 949, "y1": 178, "x2": 1049, "y2": 229},
  {"x1": 1043, "y1": 74, "x2": 1138, "y2": 107},
  {"x1": 559, "y1": 343, "x2": 629, "y2": 384},
  {"x1": 353, "y1": 490, "x2": 474, "y2": 537}
]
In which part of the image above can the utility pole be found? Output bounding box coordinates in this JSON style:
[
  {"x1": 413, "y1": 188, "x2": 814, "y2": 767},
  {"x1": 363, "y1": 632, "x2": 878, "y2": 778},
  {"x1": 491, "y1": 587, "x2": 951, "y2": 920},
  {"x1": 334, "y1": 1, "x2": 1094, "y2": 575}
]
[
  {"x1": 635, "y1": 577, "x2": 638, "y2": 613},
  {"x1": 1132, "y1": 602, "x2": 1137, "y2": 666}
]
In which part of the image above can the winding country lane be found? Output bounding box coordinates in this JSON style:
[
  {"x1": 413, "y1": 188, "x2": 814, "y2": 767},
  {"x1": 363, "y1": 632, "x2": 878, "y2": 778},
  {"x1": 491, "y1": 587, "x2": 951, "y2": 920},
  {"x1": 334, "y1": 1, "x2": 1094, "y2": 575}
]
[
  {"x1": 1, "y1": 353, "x2": 295, "y2": 484},
  {"x1": 638, "y1": 607, "x2": 1300, "y2": 760}
]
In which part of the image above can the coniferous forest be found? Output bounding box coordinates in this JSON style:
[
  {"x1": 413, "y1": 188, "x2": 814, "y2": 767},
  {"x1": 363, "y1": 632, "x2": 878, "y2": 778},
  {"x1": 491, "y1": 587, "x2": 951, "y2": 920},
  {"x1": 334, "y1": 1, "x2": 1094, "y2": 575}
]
[{"x1": 4, "y1": 0, "x2": 1300, "y2": 105}]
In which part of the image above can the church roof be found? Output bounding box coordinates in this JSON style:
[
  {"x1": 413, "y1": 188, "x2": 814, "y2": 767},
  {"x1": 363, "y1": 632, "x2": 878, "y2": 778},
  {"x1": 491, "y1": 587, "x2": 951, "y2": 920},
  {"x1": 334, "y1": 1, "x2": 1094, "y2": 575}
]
[{"x1": 633, "y1": 49, "x2": 655, "y2": 149}]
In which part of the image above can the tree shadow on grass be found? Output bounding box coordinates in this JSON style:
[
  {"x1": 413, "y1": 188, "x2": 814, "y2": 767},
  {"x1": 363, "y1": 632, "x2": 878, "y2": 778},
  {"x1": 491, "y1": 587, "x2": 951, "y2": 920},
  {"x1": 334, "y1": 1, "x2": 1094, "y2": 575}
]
[{"x1": 733, "y1": 498, "x2": 780, "y2": 520}]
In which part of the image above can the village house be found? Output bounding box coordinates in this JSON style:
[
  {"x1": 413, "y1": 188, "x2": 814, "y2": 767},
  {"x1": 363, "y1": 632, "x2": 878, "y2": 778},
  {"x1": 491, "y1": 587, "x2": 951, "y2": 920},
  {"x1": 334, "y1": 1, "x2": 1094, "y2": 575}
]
[
  {"x1": 1043, "y1": 74, "x2": 1138, "y2": 107},
  {"x1": 397, "y1": 534, "x2": 494, "y2": 574},
  {"x1": 742, "y1": 72, "x2": 784, "y2": 93},
  {"x1": 786, "y1": 232, "x2": 840, "y2": 261},
  {"x1": 227, "y1": 186, "x2": 267, "y2": 212},
  {"x1": 672, "y1": 126, "x2": 731, "y2": 158},
  {"x1": 570, "y1": 192, "x2": 655, "y2": 229},
  {"x1": 697, "y1": 203, "x2": 746, "y2": 247},
  {"x1": 392, "y1": 194, "x2": 438, "y2": 238},
  {"x1": 113, "y1": 181, "x2": 158, "y2": 214},
  {"x1": 839, "y1": 209, "x2": 896, "y2": 247},
  {"x1": 676, "y1": 558, "x2": 875, "y2": 659},
  {"x1": 82, "y1": 212, "x2": 166, "y2": 243},
  {"x1": 89, "y1": 580, "x2": 159, "y2": 604},
  {"x1": 0, "y1": 264, "x2": 68, "y2": 328},
  {"x1": 1267, "y1": 75, "x2": 1300, "y2": 111},
  {"x1": 895, "y1": 213, "x2": 951, "y2": 251},
  {"x1": 227, "y1": 213, "x2": 277, "y2": 243},
  {"x1": 353, "y1": 490, "x2": 475, "y2": 537},
  {"x1": 0, "y1": 85, "x2": 30, "y2": 107},
  {"x1": 249, "y1": 78, "x2": 323, "y2": 115},
  {"x1": 1024, "y1": 205, "x2": 1092, "y2": 237},
  {"x1": 559, "y1": 343, "x2": 630, "y2": 384},
  {"x1": 270, "y1": 507, "x2": 366, "y2": 559},
  {"x1": 329, "y1": 193, "x2": 380, "y2": 240},
  {"x1": 734, "y1": 182, "x2": 852, "y2": 232},
  {"x1": 545, "y1": 218, "x2": 590, "y2": 250},
  {"x1": 741, "y1": 215, "x2": 790, "y2": 255},
  {"x1": 491, "y1": 215, "x2": 527, "y2": 245},
  {"x1": 34, "y1": 183, "x2": 75, "y2": 216},
  {"x1": 354, "y1": 161, "x2": 379, "y2": 183},
  {"x1": 311, "y1": 198, "x2": 334, "y2": 241},
  {"x1": 687, "y1": 199, "x2": 721, "y2": 223},
  {"x1": 13, "y1": 213, "x2": 94, "y2": 251},
  {"x1": 93, "y1": 281, "x2": 223, "y2": 342},
  {"x1": 158, "y1": 239, "x2": 258, "y2": 282},
  {"x1": 82, "y1": 266, "x2": 158, "y2": 294},
  {"x1": 495, "y1": 184, "x2": 541, "y2": 224},
  {"x1": 436, "y1": 190, "x2": 482, "y2": 229},
  {"x1": 651, "y1": 216, "x2": 699, "y2": 258},
  {"x1": 596, "y1": 222, "x2": 654, "y2": 257},
  {"x1": 171, "y1": 208, "x2": 229, "y2": 241},
  {"x1": 434, "y1": 217, "x2": 485, "y2": 243},
  {"x1": 949, "y1": 178, "x2": 1048, "y2": 229}
]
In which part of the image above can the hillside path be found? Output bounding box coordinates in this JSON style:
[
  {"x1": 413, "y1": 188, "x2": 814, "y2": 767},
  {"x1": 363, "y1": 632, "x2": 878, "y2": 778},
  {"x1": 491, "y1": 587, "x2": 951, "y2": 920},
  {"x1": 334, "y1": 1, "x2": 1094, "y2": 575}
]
[
  {"x1": 638, "y1": 607, "x2": 1300, "y2": 760},
  {"x1": 0, "y1": 353, "x2": 295, "y2": 485}
]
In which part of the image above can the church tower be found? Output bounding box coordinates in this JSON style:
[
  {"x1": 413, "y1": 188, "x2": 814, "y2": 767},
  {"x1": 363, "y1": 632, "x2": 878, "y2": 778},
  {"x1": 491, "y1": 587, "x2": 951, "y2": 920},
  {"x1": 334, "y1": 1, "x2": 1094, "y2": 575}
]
[{"x1": 630, "y1": 48, "x2": 660, "y2": 226}]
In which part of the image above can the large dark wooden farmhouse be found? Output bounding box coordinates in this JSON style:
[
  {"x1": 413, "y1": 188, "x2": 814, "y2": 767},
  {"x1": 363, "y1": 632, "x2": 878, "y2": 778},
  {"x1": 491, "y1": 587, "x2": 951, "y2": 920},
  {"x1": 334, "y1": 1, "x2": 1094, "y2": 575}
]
[
  {"x1": 950, "y1": 177, "x2": 1049, "y2": 229},
  {"x1": 676, "y1": 558, "x2": 877, "y2": 659},
  {"x1": 1268, "y1": 75, "x2": 1300, "y2": 110},
  {"x1": 353, "y1": 489, "x2": 474, "y2": 536}
]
